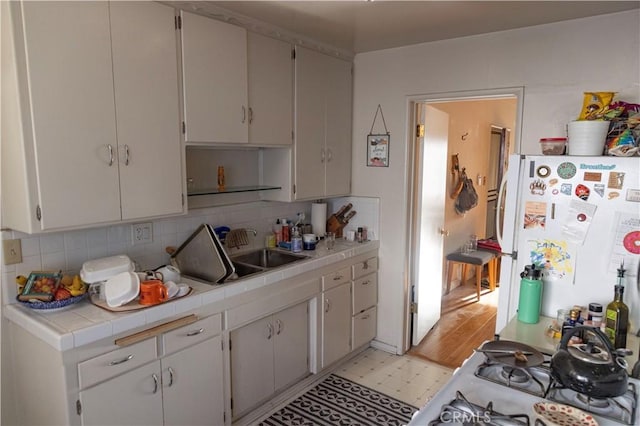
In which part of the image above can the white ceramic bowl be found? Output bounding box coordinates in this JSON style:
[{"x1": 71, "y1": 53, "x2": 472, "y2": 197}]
[{"x1": 104, "y1": 271, "x2": 140, "y2": 308}]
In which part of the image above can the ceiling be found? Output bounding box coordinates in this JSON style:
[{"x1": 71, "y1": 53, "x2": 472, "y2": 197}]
[{"x1": 188, "y1": 1, "x2": 639, "y2": 54}]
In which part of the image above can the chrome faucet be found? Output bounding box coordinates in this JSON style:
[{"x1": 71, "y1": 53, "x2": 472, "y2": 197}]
[{"x1": 246, "y1": 228, "x2": 257, "y2": 236}]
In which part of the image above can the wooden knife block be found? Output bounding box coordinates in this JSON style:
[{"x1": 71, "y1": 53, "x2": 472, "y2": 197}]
[{"x1": 326, "y1": 214, "x2": 346, "y2": 238}]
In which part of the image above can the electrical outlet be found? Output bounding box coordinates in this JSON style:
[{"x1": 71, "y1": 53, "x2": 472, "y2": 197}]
[
  {"x1": 3, "y1": 239, "x2": 23, "y2": 265},
  {"x1": 132, "y1": 222, "x2": 153, "y2": 245}
]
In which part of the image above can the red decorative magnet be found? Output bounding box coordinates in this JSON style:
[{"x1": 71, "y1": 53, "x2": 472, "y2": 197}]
[
  {"x1": 577, "y1": 213, "x2": 587, "y2": 222},
  {"x1": 575, "y1": 184, "x2": 590, "y2": 201}
]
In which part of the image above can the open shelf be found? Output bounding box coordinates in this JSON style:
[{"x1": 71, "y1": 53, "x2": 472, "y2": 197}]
[{"x1": 187, "y1": 185, "x2": 282, "y2": 196}]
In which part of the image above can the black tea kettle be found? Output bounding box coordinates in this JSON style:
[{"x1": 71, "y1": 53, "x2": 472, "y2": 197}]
[{"x1": 550, "y1": 325, "x2": 630, "y2": 398}]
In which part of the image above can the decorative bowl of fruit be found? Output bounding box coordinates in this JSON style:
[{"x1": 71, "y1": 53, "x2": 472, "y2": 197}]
[{"x1": 17, "y1": 272, "x2": 88, "y2": 311}]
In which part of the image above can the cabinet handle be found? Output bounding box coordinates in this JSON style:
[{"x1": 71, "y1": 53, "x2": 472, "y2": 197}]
[
  {"x1": 186, "y1": 328, "x2": 204, "y2": 337},
  {"x1": 168, "y1": 367, "x2": 174, "y2": 387},
  {"x1": 327, "y1": 148, "x2": 333, "y2": 162},
  {"x1": 362, "y1": 280, "x2": 370, "y2": 285},
  {"x1": 333, "y1": 275, "x2": 343, "y2": 281},
  {"x1": 107, "y1": 144, "x2": 114, "y2": 166},
  {"x1": 361, "y1": 315, "x2": 370, "y2": 320},
  {"x1": 152, "y1": 373, "x2": 159, "y2": 394},
  {"x1": 109, "y1": 354, "x2": 133, "y2": 366},
  {"x1": 275, "y1": 319, "x2": 282, "y2": 335},
  {"x1": 124, "y1": 144, "x2": 130, "y2": 166},
  {"x1": 363, "y1": 261, "x2": 369, "y2": 270},
  {"x1": 241, "y1": 106, "x2": 246, "y2": 123},
  {"x1": 267, "y1": 323, "x2": 273, "y2": 340},
  {"x1": 321, "y1": 148, "x2": 325, "y2": 163},
  {"x1": 325, "y1": 298, "x2": 331, "y2": 313},
  {"x1": 248, "y1": 107, "x2": 253, "y2": 124}
]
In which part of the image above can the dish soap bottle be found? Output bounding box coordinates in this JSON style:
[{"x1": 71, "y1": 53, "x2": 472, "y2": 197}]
[
  {"x1": 605, "y1": 262, "x2": 629, "y2": 349},
  {"x1": 291, "y1": 227, "x2": 302, "y2": 253}
]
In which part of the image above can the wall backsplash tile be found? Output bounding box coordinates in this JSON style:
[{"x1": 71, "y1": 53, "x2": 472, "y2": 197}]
[{"x1": 1, "y1": 198, "x2": 379, "y2": 305}]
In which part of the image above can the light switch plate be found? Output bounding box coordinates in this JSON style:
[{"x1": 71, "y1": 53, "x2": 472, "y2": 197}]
[{"x1": 3, "y1": 239, "x2": 23, "y2": 265}]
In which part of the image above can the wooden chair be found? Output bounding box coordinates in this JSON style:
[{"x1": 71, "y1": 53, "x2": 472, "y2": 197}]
[{"x1": 446, "y1": 249, "x2": 498, "y2": 302}]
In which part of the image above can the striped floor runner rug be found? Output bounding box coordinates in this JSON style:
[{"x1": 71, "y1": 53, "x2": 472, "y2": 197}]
[{"x1": 259, "y1": 374, "x2": 418, "y2": 426}]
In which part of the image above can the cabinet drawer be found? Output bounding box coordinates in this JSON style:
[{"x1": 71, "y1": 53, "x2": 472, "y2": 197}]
[
  {"x1": 352, "y1": 273, "x2": 377, "y2": 314},
  {"x1": 78, "y1": 338, "x2": 157, "y2": 389},
  {"x1": 352, "y1": 257, "x2": 378, "y2": 280},
  {"x1": 163, "y1": 314, "x2": 221, "y2": 355},
  {"x1": 352, "y1": 306, "x2": 377, "y2": 349},
  {"x1": 322, "y1": 266, "x2": 351, "y2": 291}
]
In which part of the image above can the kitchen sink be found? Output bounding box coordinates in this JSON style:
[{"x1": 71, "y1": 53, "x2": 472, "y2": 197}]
[
  {"x1": 230, "y1": 262, "x2": 265, "y2": 278},
  {"x1": 231, "y1": 249, "x2": 308, "y2": 269}
]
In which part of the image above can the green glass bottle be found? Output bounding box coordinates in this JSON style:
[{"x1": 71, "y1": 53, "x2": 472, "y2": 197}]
[{"x1": 605, "y1": 264, "x2": 629, "y2": 349}]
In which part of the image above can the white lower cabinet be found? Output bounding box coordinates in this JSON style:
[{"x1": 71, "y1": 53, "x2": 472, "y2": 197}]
[
  {"x1": 353, "y1": 307, "x2": 378, "y2": 349},
  {"x1": 79, "y1": 316, "x2": 224, "y2": 426},
  {"x1": 162, "y1": 336, "x2": 224, "y2": 426},
  {"x1": 321, "y1": 282, "x2": 352, "y2": 368},
  {"x1": 230, "y1": 302, "x2": 309, "y2": 419},
  {"x1": 80, "y1": 360, "x2": 164, "y2": 426}
]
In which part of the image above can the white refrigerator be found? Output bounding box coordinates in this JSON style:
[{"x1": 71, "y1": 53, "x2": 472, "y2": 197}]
[{"x1": 496, "y1": 154, "x2": 640, "y2": 334}]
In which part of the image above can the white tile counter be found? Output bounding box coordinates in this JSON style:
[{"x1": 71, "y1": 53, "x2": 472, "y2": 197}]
[{"x1": 4, "y1": 239, "x2": 379, "y2": 351}]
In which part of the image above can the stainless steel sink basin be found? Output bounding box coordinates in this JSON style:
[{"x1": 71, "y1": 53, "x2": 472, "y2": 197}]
[
  {"x1": 231, "y1": 249, "x2": 308, "y2": 269},
  {"x1": 230, "y1": 262, "x2": 265, "y2": 278}
]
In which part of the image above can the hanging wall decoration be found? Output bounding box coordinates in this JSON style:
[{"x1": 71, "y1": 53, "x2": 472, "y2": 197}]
[{"x1": 367, "y1": 104, "x2": 390, "y2": 167}]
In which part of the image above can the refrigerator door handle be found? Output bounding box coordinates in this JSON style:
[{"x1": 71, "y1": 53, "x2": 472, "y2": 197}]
[{"x1": 496, "y1": 173, "x2": 508, "y2": 249}]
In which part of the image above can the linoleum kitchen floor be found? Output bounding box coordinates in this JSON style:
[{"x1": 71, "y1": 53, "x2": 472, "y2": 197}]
[{"x1": 335, "y1": 347, "x2": 453, "y2": 407}]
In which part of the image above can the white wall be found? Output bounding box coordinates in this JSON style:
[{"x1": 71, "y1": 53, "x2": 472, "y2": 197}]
[{"x1": 351, "y1": 10, "x2": 640, "y2": 353}]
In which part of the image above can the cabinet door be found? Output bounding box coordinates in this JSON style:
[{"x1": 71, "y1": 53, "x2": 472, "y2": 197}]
[
  {"x1": 162, "y1": 337, "x2": 224, "y2": 426},
  {"x1": 294, "y1": 47, "x2": 327, "y2": 199},
  {"x1": 181, "y1": 11, "x2": 248, "y2": 144},
  {"x1": 274, "y1": 302, "x2": 309, "y2": 391},
  {"x1": 353, "y1": 307, "x2": 377, "y2": 349},
  {"x1": 322, "y1": 282, "x2": 352, "y2": 368},
  {"x1": 324, "y1": 55, "x2": 352, "y2": 197},
  {"x1": 21, "y1": 1, "x2": 120, "y2": 229},
  {"x1": 110, "y1": 2, "x2": 184, "y2": 220},
  {"x1": 80, "y1": 361, "x2": 163, "y2": 426},
  {"x1": 248, "y1": 33, "x2": 293, "y2": 145},
  {"x1": 230, "y1": 315, "x2": 274, "y2": 418}
]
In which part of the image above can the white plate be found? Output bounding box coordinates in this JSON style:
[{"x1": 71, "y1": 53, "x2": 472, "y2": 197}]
[{"x1": 104, "y1": 272, "x2": 140, "y2": 308}]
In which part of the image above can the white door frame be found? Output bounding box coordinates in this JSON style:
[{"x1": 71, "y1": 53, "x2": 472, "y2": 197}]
[{"x1": 402, "y1": 87, "x2": 525, "y2": 353}]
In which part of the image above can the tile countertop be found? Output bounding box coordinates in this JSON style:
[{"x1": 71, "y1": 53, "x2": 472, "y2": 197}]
[
  {"x1": 3, "y1": 239, "x2": 379, "y2": 352},
  {"x1": 499, "y1": 314, "x2": 640, "y2": 374}
]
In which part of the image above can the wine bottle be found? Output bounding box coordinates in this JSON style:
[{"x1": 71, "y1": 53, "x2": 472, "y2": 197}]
[{"x1": 605, "y1": 263, "x2": 629, "y2": 349}]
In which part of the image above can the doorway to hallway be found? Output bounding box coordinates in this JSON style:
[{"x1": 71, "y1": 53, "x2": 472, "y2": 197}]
[{"x1": 405, "y1": 88, "x2": 523, "y2": 356}]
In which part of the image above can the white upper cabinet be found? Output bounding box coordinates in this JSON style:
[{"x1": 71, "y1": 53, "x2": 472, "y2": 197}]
[
  {"x1": 110, "y1": 2, "x2": 183, "y2": 221},
  {"x1": 181, "y1": 11, "x2": 249, "y2": 144},
  {"x1": 294, "y1": 47, "x2": 352, "y2": 200},
  {"x1": 10, "y1": 1, "x2": 121, "y2": 231},
  {"x1": 181, "y1": 13, "x2": 293, "y2": 146},
  {"x1": 2, "y1": 1, "x2": 184, "y2": 233},
  {"x1": 247, "y1": 32, "x2": 293, "y2": 145}
]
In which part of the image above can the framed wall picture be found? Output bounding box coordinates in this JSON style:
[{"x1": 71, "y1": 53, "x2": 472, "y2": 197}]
[{"x1": 367, "y1": 134, "x2": 390, "y2": 167}]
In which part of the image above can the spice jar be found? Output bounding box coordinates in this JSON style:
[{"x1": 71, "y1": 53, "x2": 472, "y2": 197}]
[{"x1": 588, "y1": 303, "x2": 604, "y2": 328}]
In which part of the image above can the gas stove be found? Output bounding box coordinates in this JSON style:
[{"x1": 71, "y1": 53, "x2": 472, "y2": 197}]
[{"x1": 409, "y1": 351, "x2": 640, "y2": 426}]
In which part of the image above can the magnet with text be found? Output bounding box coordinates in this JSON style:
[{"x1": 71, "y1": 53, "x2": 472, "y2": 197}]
[
  {"x1": 557, "y1": 162, "x2": 577, "y2": 179},
  {"x1": 560, "y1": 183, "x2": 572, "y2": 195},
  {"x1": 575, "y1": 184, "x2": 590, "y2": 201},
  {"x1": 608, "y1": 172, "x2": 625, "y2": 189}
]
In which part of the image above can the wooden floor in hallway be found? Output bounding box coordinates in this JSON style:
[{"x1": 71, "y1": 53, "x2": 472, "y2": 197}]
[{"x1": 409, "y1": 281, "x2": 499, "y2": 369}]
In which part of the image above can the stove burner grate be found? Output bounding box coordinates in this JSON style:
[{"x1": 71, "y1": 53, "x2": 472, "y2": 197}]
[
  {"x1": 501, "y1": 366, "x2": 531, "y2": 384},
  {"x1": 475, "y1": 359, "x2": 551, "y2": 398},
  {"x1": 546, "y1": 382, "x2": 637, "y2": 425},
  {"x1": 428, "y1": 391, "x2": 530, "y2": 426}
]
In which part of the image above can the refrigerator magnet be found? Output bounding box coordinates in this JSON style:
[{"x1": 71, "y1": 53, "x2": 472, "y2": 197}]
[
  {"x1": 560, "y1": 183, "x2": 572, "y2": 195},
  {"x1": 607, "y1": 172, "x2": 625, "y2": 189},
  {"x1": 536, "y1": 165, "x2": 551, "y2": 178},
  {"x1": 583, "y1": 172, "x2": 602, "y2": 182},
  {"x1": 575, "y1": 184, "x2": 590, "y2": 201},
  {"x1": 594, "y1": 184, "x2": 605, "y2": 198},
  {"x1": 557, "y1": 162, "x2": 577, "y2": 179}
]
